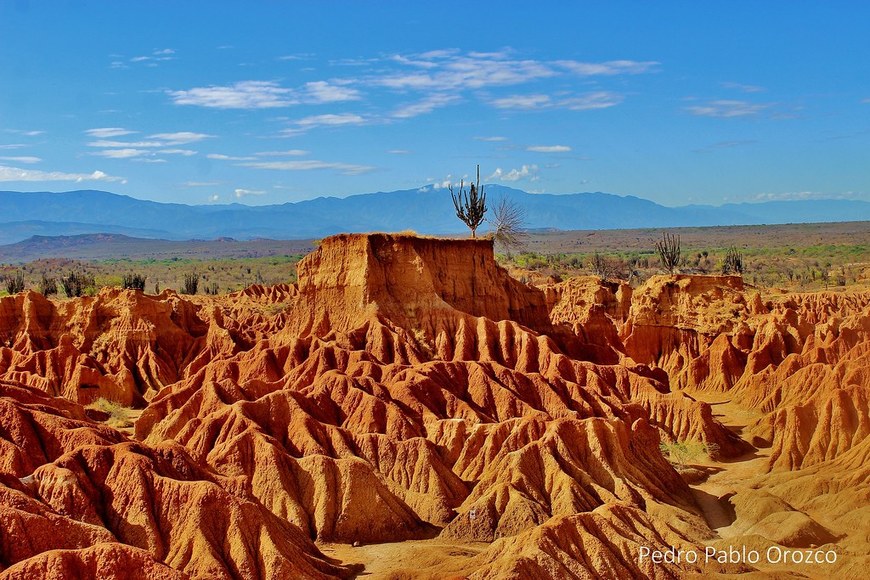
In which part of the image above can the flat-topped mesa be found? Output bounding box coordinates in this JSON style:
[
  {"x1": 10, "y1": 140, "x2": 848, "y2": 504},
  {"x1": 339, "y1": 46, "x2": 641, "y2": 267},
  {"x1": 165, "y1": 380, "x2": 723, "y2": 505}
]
[{"x1": 287, "y1": 233, "x2": 551, "y2": 336}]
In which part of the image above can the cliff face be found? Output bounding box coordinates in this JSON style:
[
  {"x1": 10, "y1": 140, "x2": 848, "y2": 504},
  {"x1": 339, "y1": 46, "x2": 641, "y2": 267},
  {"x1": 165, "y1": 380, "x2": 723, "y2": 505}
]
[
  {"x1": 287, "y1": 233, "x2": 551, "y2": 335},
  {"x1": 0, "y1": 233, "x2": 866, "y2": 579}
]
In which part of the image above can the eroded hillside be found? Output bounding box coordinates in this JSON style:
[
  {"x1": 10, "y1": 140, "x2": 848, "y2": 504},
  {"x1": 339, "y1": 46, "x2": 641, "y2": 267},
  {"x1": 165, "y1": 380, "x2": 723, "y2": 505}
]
[{"x1": 0, "y1": 234, "x2": 867, "y2": 579}]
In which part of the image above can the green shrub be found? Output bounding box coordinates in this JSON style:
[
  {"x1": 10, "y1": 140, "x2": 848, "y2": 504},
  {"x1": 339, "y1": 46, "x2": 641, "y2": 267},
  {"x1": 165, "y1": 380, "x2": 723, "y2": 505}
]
[
  {"x1": 61, "y1": 271, "x2": 96, "y2": 297},
  {"x1": 722, "y1": 246, "x2": 744, "y2": 275},
  {"x1": 38, "y1": 274, "x2": 58, "y2": 296},
  {"x1": 181, "y1": 272, "x2": 199, "y2": 295},
  {"x1": 659, "y1": 440, "x2": 719, "y2": 466},
  {"x1": 122, "y1": 272, "x2": 146, "y2": 291}
]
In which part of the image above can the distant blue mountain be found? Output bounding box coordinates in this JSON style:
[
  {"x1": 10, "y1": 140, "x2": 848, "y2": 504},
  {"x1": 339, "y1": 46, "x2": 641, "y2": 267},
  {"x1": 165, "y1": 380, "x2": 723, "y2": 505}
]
[{"x1": 0, "y1": 187, "x2": 867, "y2": 245}]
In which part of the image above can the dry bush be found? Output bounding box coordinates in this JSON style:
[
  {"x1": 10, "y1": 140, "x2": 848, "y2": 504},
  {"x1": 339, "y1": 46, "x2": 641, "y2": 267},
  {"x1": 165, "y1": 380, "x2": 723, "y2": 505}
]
[
  {"x1": 86, "y1": 397, "x2": 136, "y2": 429},
  {"x1": 659, "y1": 440, "x2": 719, "y2": 467},
  {"x1": 490, "y1": 197, "x2": 527, "y2": 249},
  {"x1": 4, "y1": 271, "x2": 25, "y2": 294}
]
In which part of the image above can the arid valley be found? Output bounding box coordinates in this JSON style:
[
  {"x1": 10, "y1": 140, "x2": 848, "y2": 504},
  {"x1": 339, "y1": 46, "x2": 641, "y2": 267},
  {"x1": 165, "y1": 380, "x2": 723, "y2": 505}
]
[{"x1": 1, "y1": 232, "x2": 867, "y2": 578}]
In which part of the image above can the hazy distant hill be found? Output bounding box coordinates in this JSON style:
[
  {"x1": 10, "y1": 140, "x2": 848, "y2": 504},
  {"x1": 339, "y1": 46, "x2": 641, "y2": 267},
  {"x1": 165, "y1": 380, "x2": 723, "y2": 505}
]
[
  {"x1": 1, "y1": 187, "x2": 868, "y2": 245},
  {"x1": 0, "y1": 233, "x2": 315, "y2": 262}
]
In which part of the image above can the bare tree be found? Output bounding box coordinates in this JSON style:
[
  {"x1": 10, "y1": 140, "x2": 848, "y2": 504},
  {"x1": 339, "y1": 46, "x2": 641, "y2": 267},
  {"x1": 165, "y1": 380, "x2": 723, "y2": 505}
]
[
  {"x1": 590, "y1": 253, "x2": 609, "y2": 279},
  {"x1": 449, "y1": 165, "x2": 487, "y2": 238},
  {"x1": 490, "y1": 197, "x2": 527, "y2": 249},
  {"x1": 655, "y1": 232, "x2": 681, "y2": 274}
]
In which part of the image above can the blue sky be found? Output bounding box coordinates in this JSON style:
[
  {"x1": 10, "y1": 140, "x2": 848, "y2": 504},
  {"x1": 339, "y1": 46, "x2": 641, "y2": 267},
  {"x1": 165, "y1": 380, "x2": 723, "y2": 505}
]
[{"x1": 0, "y1": 1, "x2": 867, "y2": 206}]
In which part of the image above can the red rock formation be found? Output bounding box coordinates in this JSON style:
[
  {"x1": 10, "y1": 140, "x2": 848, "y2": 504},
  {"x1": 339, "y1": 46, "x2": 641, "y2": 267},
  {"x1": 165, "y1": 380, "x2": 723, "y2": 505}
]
[
  {"x1": 0, "y1": 382, "x2": 357, "y2": 578},
  {"x1": 1, "y1": 233, "x2": 866, "y2": 578}
]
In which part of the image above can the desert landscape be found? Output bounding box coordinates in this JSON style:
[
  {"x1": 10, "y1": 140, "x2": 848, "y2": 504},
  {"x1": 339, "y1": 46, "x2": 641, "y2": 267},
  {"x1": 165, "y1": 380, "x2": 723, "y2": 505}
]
[
  {"x1": 2, "y1": 2, "x2": 868, "y2": 578},
  {"x1": 0, "y1": 232, "x2": 867, "y2": 578}
]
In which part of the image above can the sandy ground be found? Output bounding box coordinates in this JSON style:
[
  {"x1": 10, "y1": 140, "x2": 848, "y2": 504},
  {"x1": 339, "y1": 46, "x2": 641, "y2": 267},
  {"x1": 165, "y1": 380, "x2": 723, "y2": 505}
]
[
  {"x1": 316, "y1": 391, "x2": 854, "y2": 579},
  {"x1": 318, "y1": 538, "x2": 488, "y2": 579}
]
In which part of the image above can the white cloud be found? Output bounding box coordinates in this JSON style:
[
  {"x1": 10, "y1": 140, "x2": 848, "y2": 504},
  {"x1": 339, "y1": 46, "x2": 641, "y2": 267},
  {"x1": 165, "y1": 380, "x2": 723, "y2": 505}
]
[
  {"x1": 5, "y1": 129, "x2": 45, "y2": 137},
  {"x1": 87, "y1": 132, "x2": 208, "y2": 161},
  {"x1": 474, "y1": 136, "x2": 508, "y2": 142},
  {"x1": 85, "y1": 127, "x2": 137, "y2": 138},
  {"x1": 207, "y1": 153, "x2": 255, "y2": 161},
  {"x1": 0, "y1": 156, "x2": 41, "y2": 164},
  {"x1": 527, "y1": 145, "x2": 571, "y2": 153},
  {"x1": 241, "y1": 159, "x2": 375, "y2": 175},
  {"x1": 749, "y1": 190, "x2": 865, "y2": 202},
  {"x1": 168, "y1": 79, "x2": 361, "y2": 109},
  {"x1": 422, "y1": 177, "x2": 456, "y2": 191},
  {"x1": 686, "y1": 100, "x2": 769, "y2": 118},
  {"x1": 374, "y1": 52, "x2": 657, "y2": 93},
  {"x1": 376, "y1": 54, "x2": 556, "y2": 91},
  {"x1": 208, "y1": 194, "x2": 220, "y2": 202},
  {"x1": 88, "y1": 139, "x2": 164, "y2": 148},
  {"x1": 721, "y1": 81, "x2": 765, "y2": 93},
  {"x1": 254, "y1": 149, "x2": 308, "y2": 156},
  {"x1": 89, "y1": 132, "x2": 211, "y2": 152},
  {"x1": 555, "y1": 59, "x2": 659, "y2": 75},
  {"x1": 491, "y1": 91, "x2": 621, "y2": 111},
  {"x1": 391, "y1": 93, "x2": 459, "y2": 118},
  {"x1": 149, "y1": 131, "x2": 212, "y2": 145},
  {"x1": 184, "y1": 181, "x2": 222, "y2": 187},
  {"x1": 169, "y1": 80, "x2": 298, "y2": 109},
  {"x1": 282, "y1": 113, "x2": 367, "y2": 135},
  {"x1": 491, "y1": 94, "x2": 552, "y2": 109},
  {"x1": 0, "y1": 165, "x2": 125, "y2": 183},
  {"x1": 303, "y1": 80, "x2": 361, "y2": 103},
  {"x1": 488, "y1": 164, "x2": 539, "y2": 182},
  {"x1": 93, "y1": 148, "x2": 149, "y2": 159},
  {"x1": 387, "y1": 149, "x2": 411, "y2": 154},
  {"x1": 0, "y1": 144, "x2": 25, "y2": 150},
  {"x1": 234, "y1": 188, "x2": 266, "y2": 198},
  {"x1": 129, "y1": 48, "x2": 175, "y2": 66},
  {"x1": 561, "y1": 91, "x2": 623, "y2": 110},
  {"x1": 297, "y1": 113, "x2": 365, "y2": 127}
]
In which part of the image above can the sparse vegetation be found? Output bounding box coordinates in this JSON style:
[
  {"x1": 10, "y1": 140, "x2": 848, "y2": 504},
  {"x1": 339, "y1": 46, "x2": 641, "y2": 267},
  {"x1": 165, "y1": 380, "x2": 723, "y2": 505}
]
[
  {"x1": 722, "y1": 246, "x2": 744, "y2": 275},
  {"x1": 122, "y1": 272, "x2": 146, "y2": 291},
  {"x1": 589, "y1": 252, "x2": 617, "y2": 280},
  {"x1": 4, "y1": 271, "x2": 25, "y2": 294},
  {"x1": 86, "y1": 397, "x2": 137, "y2": 430},
  {"x1": 38, "y1": 274, "x2": 58, "y2": 296},
  {"x1": 0, "y1": 225, "x2": 866, "y2": 297},
  {"x1": 659, "y1": 440, "x2": 719, "y2": 467},
  {"x1": 181, "y1": 271, "x2": 199, "y2": 295},
  {"x1": 655, "y1": 232, "x2": 681, "y2": 274},
  {"x1": 450, "y1": 165, "x2": 488, "y2": 238},
  {"x1": 60, "y1": 271, "x2": 96, "y2": 297}
]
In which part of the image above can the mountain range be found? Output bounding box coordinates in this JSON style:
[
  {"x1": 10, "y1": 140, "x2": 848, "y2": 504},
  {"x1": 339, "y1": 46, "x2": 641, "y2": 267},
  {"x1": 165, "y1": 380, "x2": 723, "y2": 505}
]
[{"x1": 1, "y1": 186, "x2": 868, "y2": 246}]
